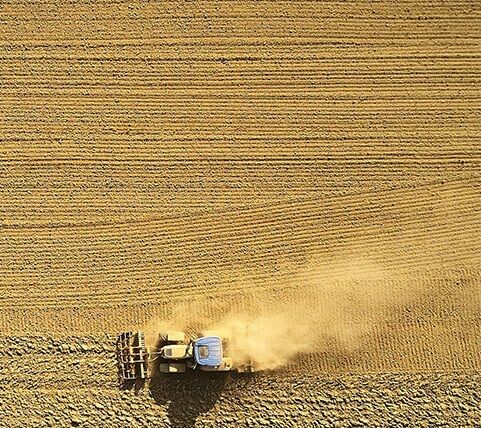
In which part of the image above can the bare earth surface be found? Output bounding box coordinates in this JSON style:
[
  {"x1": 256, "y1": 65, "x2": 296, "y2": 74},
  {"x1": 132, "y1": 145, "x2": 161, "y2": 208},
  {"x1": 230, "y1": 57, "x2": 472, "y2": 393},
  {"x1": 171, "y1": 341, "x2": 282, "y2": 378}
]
[{"x1": 0, "y1": 0, "x2": 480, "y2": 427}]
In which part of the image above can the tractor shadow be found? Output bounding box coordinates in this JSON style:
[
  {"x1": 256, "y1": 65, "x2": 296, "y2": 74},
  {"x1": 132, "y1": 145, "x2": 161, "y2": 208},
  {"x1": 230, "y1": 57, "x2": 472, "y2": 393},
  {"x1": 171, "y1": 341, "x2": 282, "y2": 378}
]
[{"x1": 148, "y1": 370, "x2": 229, "y2": 427}]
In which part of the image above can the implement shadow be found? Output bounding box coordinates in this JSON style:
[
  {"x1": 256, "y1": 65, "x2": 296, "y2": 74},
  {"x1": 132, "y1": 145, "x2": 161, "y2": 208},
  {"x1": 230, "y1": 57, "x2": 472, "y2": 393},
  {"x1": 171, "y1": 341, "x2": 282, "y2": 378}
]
[
  {"x1": 148, "y1": 370, "x2": 229, "y2": 427},
  {"x1": 120, "y1": 378, "x2": 145, "y2": 394}
]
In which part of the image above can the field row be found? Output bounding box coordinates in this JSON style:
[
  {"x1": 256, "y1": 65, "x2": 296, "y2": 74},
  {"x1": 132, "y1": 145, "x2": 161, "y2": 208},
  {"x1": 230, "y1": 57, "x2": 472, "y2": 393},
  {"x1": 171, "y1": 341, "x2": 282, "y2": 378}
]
[
  {"x1": 3, "y1": 74, "x2": 481, "y2": 85},
  {"x1": 2, "y1": 58, "x2": 480, "y2": 75},
  {"x1": 2, "y1": 0, "x2": 480, "y2": 20},
  {"x1": 0, "y1": 174, "x2": 476, "y2": 225},
  {"x1": 2, "y1": 47, "x2": 481, "y2": 63},
  {"x1": 3, "y1": 108, "x2": 480, "y2": 119},
  {"x1": 3, "y1": 19, "x2": 481, "y2": 43},
  {"x1": 2, "y1": 148, "x2": 479, "y2": 160},
  {"x1": 1, "y1": 149, "x2": 479, "y2": 162},
  {"x1": 0, "y1": 244, "x2": 479, "y2": 305}
]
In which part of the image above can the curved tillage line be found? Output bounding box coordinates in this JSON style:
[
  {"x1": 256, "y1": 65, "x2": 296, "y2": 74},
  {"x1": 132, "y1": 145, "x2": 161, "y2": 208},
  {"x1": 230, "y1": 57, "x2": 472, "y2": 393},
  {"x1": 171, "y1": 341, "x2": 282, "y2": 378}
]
[
  {"x1": 3, "y1": 18, "x2": 481, "y2": 39},
  {"x1": 1, "y1": 176, "x2": 478, "y2": 233},
  {"x1": 1, "y1": 204, "x2": 479, "y2": 281},
  {"x1": 0, "y1": 252, "x2": 479, "y2": 310},
  {"x1": 0, "y1": 230, "x2": 479, "y2": 308},
  {"x1": 3, "y1": 70, "x2": 481, "y2": 79},
  {"x1": 0, "y1": 188, "x2": 478, "y2": 263},
  {"x1": 1, "y1": 258, "x2": 479, "y2": 313},
  {"x1": 1, "y1": 265, "x2": 479, "y2": 314}
]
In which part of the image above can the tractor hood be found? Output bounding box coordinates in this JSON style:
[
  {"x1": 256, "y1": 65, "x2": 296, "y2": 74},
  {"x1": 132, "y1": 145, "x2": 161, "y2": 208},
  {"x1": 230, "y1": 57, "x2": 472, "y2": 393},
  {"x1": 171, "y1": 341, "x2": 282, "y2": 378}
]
[{"x1": 193, "y1": 336, "x2": 223, "y2": 367}]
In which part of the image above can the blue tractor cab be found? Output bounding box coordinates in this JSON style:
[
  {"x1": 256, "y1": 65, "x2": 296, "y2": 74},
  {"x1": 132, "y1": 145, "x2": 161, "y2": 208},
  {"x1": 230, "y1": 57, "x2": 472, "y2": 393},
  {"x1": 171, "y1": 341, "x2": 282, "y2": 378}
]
[{"x1": 193, "y1": 336, "x2": 223, "y2": 367}]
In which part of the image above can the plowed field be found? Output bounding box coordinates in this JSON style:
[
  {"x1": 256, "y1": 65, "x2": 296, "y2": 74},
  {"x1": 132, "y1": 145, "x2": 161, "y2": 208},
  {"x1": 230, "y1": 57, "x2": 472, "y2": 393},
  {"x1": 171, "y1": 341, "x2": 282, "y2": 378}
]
[{"x1": 1, "y1": 0, "x2": 480, "y2": 427}]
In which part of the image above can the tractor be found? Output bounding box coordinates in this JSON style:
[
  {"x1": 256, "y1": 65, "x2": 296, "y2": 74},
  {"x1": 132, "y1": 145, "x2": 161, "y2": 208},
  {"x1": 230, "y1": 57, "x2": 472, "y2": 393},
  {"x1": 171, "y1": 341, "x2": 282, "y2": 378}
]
[{"x1": 116, "y1": 330, "x2": 254, "y2": 382}]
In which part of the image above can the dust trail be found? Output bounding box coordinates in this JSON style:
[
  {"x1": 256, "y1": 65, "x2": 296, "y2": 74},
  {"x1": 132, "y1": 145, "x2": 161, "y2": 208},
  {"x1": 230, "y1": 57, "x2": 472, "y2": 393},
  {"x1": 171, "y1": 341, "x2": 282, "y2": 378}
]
[
  {"x1": 209, "y1": 315, "x2": 313, "y2": 370},
  {"x1": 205, "y1": 258, "x2": 411, "y2": 370},
  {"x1": 144, "y1": 257, "x2": 418, "y2": 370}
]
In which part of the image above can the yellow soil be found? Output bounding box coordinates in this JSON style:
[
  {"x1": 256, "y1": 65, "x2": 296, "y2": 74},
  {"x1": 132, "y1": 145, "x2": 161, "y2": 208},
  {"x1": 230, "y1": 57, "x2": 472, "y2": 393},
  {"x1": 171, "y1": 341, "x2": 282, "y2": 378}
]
[{"x1": 0, "y1": 0, "x2": 480, "y2": 426}]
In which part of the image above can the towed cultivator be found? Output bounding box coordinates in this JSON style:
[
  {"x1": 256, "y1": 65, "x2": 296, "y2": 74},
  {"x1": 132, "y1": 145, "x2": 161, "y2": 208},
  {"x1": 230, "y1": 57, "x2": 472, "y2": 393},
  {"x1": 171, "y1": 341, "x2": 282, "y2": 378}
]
[{"x1": 116, "y1": 331, "x2": 149, "y2": 381}]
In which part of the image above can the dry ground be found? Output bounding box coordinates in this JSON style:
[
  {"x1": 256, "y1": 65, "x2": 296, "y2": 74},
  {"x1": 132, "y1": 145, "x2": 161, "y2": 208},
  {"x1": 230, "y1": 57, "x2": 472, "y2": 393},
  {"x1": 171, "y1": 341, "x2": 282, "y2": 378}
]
[{"x1": 0, "y1": 0, "x2": 480, "y2": 427}]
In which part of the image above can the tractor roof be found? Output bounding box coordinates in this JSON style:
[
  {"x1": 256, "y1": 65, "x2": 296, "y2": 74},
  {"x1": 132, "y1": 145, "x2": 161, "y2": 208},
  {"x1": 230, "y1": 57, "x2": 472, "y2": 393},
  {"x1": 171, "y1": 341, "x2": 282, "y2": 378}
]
[{"x1": 193, "y1": 336, "x2": 223, "y2": 367}]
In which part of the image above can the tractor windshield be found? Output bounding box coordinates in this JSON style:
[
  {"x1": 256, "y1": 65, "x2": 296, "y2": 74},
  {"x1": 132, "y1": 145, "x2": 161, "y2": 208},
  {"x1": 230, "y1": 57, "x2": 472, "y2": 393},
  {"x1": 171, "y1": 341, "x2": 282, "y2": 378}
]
[
  {"x1": 198, "y1": 345, "x2": 209, "y2": 358},
  {"x1": 194, "y1": 336, "x2": 223, "y2": 367}
]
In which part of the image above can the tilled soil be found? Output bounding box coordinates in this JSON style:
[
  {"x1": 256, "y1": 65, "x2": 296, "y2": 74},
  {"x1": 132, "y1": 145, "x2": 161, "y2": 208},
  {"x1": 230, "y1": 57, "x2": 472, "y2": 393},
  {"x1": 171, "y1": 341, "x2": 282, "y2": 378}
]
[
  {"x1": 1, "y1": 0, "x2": 480, "y2": 427},
  {"x1": 0, "y1": 336, "x2": 480, "y2": 427}
]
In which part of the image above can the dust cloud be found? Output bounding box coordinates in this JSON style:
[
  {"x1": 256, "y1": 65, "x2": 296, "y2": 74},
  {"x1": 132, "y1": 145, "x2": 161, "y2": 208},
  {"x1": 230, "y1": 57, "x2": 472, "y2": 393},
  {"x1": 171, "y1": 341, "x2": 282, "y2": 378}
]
[
  {"x1": 208, "y1": 314, "x2": 314, "y2": 370},
  {"x1": 144, "y1": 257, "x2": 418, "y2": 370}
]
